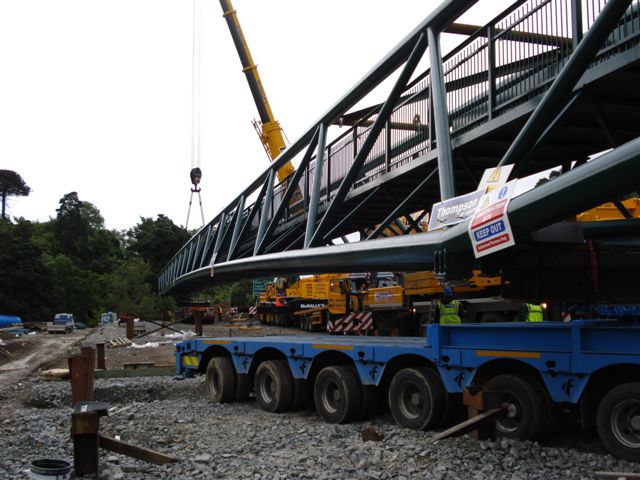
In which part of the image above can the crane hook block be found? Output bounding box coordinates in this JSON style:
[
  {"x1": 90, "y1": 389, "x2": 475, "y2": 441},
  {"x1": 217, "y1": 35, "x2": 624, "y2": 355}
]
[{"x1": 190, "y1": 167, "x2": 202, "y2": 186}]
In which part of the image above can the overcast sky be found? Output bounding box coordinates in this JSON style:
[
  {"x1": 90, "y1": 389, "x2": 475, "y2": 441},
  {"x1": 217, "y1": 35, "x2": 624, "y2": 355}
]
[{"x1": 0, "y1": 0, "x2": 512, "y2": 231}]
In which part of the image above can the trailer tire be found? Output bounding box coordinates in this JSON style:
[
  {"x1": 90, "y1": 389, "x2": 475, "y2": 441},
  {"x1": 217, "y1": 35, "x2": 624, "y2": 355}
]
[
  {"x1": 596, "y1": 382, "x2": 640, "y2": 462},
  {"x1": 234, "y1": 373, "x2": 252, "y2": 402},
  {"x1": 206, "y1": 357, "x2": 236, "y2": 404},
  {"x1": 388, "y1": 367, "x2": 446, "y2": 430},
  {"x1": 254, "y1": 360, "x2": 293, "y2": 413},
  {"x1": 314, "y1": 366, "x2": 361, "y2": 424},
  {"x1": 485, "y1": 374, "x2": 545, "y2": 440}
]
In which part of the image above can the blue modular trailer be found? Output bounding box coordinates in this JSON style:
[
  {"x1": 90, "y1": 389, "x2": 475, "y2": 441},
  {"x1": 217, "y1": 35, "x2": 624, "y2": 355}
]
[{"x1": 175, "y1": 320, "x2": 640, "y2": 461}]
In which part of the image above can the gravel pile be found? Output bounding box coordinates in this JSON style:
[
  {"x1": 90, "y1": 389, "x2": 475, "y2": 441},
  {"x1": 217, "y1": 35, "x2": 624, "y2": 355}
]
[{"x1": 0, "y1": 374, "x2": 636, "y2": 479}]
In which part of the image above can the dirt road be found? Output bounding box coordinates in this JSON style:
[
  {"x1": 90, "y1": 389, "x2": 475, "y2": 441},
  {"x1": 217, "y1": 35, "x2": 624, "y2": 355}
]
[{"x1": 0, "y1": 329, "x2": 89, "y2": 388}]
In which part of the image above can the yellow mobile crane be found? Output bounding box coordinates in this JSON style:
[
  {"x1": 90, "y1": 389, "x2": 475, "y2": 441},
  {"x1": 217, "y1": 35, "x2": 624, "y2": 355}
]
[
  {"x1": 218, "y1": 1, "x2": 367, "y2": 331},
  {"x1": 219, "y1": 0, "x2": 294, "y2": 180}
]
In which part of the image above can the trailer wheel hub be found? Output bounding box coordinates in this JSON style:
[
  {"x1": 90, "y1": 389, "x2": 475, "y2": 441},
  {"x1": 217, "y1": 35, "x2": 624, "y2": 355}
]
[
  {"x1": 332, "y1": 389, "x2": 342, "y2": 403},
  {"x1": 630, "y1": 414, "x2": 640, "y2": 432},
  {"x1": 506, "y1": 402, "x2": 519, "y2": 418}
]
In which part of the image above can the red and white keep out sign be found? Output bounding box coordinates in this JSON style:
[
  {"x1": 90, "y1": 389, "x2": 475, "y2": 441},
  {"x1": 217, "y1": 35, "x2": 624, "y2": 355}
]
[{"x1": 468, "y1": 180, "x2": 518, "y2": 258}]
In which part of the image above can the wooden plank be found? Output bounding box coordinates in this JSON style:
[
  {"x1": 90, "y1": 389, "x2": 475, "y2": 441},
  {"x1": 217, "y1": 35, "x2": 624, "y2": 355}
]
[
  {"x1": 123, "y1": 362, "x2": 155, "y2": 370},
  {"x1": 99, "y1": 434, "x2": 178, "y2": 465},
  {"x1": 94, "y1": 366, "x2": 176, "y2": 379},
  {"x1": 431, "y1": 406, "x2": 506, "y2": 443}
]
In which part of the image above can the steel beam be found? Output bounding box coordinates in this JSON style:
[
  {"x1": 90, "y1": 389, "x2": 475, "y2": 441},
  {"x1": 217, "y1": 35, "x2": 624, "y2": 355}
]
[
  {"x1": 428, "y1": 27, "x2": 455, "y2": 200},
  {"x1": 513, "y1": 91, "x2": 582, "y2": 178},
  {"x1": 254, "y1": 170, "x2": 275, "y2": 256},
  {"x1": 304, "y1": 124, "x2": 327, "y2": 248},
  {"x1": 226, "y1": 195, "x2": 246, "y2": 261},
  {"x1": 258, "y1": 127, "x2": 320, "y2": 255},
  {"x1": 198, "y1": 224, "x2": 214, "y2": 268},
  {"x1": 366, "y1": 167, "x2": 438, "y2": 240},
  {"x1": 310, "y1": 33, "x2": 429, "y2": 247},
  {"x1": 498, "y1": 0, "x2": 633, "y2": 170},
  {"x1": 162, "y1": 136, "x2": 640, "y2": 293},
  {"x1": 209, "y1": 212, "x2": 227, "y2": 265},
  {"x1": 321, "y1": 187, "x2": 381, "y2": 242},
  {"x1": 228, "y1": 174, "x2": 273, "y2": 260}
]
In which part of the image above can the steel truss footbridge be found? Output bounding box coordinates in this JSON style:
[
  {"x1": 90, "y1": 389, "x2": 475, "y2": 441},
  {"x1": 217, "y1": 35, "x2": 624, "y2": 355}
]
[{"x1": 159, "y1": 0, "x2": 640, "y2": 299}]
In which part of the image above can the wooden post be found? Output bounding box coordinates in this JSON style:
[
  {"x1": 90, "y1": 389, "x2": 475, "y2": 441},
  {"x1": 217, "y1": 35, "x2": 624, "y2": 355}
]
[
  {"x1": 71, "y1": 401, "x2": 176, "y2": 476},
  {"x1": 68, "y1": 347, "x2": 96, "y2": 406},
  {"x1": 95, "y1": 343, "x2": 106, "y2": 370},
  {"x1": 126, "y1": 317, "x2": 134, "y2": 339},
  {"x1": 195, "y1": 314, "x2": 203, "y2": 337},
  {"x1": 71, "y1": 411, "x2": 101, "y2": 476}
]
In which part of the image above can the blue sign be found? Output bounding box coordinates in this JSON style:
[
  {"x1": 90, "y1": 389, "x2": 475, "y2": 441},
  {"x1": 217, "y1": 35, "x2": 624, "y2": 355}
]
[{"x1": 473, "y1": 219, "x2": 506, "y2": 242}]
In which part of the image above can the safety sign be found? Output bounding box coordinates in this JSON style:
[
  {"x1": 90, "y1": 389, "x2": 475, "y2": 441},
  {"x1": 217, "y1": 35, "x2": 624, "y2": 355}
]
[
  {"x1": 478, "y1": 164, "x2": 514, "y2": 192},
  {"x1": 468, "y1": 180, "x2": 518, "y2": 258}
]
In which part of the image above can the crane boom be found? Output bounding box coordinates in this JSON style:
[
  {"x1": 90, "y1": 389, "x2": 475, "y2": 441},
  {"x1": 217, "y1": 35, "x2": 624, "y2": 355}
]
[{"x1": 219, "y1": 0, "x2": 295, "y2": 181}]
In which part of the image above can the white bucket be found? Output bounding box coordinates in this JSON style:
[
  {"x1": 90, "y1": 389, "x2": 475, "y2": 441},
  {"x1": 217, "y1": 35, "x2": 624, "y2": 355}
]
[{"x1": 29, "y1": 459, "x2": 71, "y2": 480}]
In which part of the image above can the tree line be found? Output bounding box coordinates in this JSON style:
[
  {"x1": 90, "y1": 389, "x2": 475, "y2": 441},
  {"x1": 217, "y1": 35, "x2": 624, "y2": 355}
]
[{"x1": 0, "y1": 187, "x2": 253, "y2": 325}]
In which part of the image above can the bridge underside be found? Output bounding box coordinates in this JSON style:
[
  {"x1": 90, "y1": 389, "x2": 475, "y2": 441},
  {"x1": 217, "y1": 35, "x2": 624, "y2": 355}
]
[{"x1": 160, "y1": 0, "x2": 640, "y2": 298}]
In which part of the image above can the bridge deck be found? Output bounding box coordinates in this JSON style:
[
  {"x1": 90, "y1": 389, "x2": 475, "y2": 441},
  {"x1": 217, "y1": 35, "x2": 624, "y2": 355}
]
[{"x1": 160, "y1": 0, "x2": 640, "y2": 295}]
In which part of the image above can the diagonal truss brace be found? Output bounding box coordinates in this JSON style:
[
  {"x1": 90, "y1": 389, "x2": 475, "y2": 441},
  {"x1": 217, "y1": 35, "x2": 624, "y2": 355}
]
[
  {"x1": 309, "y1": 32, "x2": 430, "y2": 248},
  {"x1": 256, "y1": 127, "x2": 321, "y2": 256},
  {"x1": 366, "y1": 167, "x2": 439, "y2": 240}
]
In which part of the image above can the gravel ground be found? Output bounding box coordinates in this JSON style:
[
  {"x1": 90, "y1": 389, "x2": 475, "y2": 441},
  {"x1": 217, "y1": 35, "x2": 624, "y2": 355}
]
[{"x1": 0, "y1": 324, "x2": 637, "y2": 479}]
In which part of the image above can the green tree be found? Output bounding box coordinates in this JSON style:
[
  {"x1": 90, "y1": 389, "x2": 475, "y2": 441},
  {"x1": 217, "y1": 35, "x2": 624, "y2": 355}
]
[
  {"x1": 0, "y1": 220, "x2": 53, "y2": 321},
  {"x1": 535, "y1": 169, "x2": 561, "y2": 187},
  {"x1": 127, "y1": 215, "x2": 191, "y2": 286},
  {"x1": 54, "y1": 192, "x2": 87, "y2": 262},
  {"x1": 230, "y1": 281, "x2": 253, "y2": 307},
  {"x1": 53, "y1": 192, "x2": 121, "y2": 273},
  {"x1": 42, "y1": 253, "x2": 101, "y2": 324},
  {"x1": 101, "y1": 257, "x2": 155, "y2": 313},
  {"x1": 0, "y1": 170, "x2": 30, "y2": 220}
]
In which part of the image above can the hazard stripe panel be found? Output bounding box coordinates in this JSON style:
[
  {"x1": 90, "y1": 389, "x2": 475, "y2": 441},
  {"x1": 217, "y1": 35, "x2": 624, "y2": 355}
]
[
  {"x1": 327, "y1": 312, "x2": 373, "y2": 334},
  {"x1": 182, "y1": 356, "x2": 199, "y2": 366}
]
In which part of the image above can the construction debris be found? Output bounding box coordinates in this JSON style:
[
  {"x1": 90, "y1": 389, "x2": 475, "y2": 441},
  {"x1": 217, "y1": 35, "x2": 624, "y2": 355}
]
[
  {"x1": 38, "y1": 368, "x2": 71, "y2": 381},
  {"x1": 361, "y1": 427, "x2": 385, "y2": 442},
  {"x1": 106, "y1": 337, "x2": 131, "y2": 348}
]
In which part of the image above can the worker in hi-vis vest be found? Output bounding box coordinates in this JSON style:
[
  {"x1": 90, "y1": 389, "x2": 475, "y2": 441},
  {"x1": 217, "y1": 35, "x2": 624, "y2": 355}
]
[
  {"x1": 518, "y1": 302, "x2": 544, "y2": 322},
  {"x1": 433, "y1": 287, "x2": 462, "y2": 324}
]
